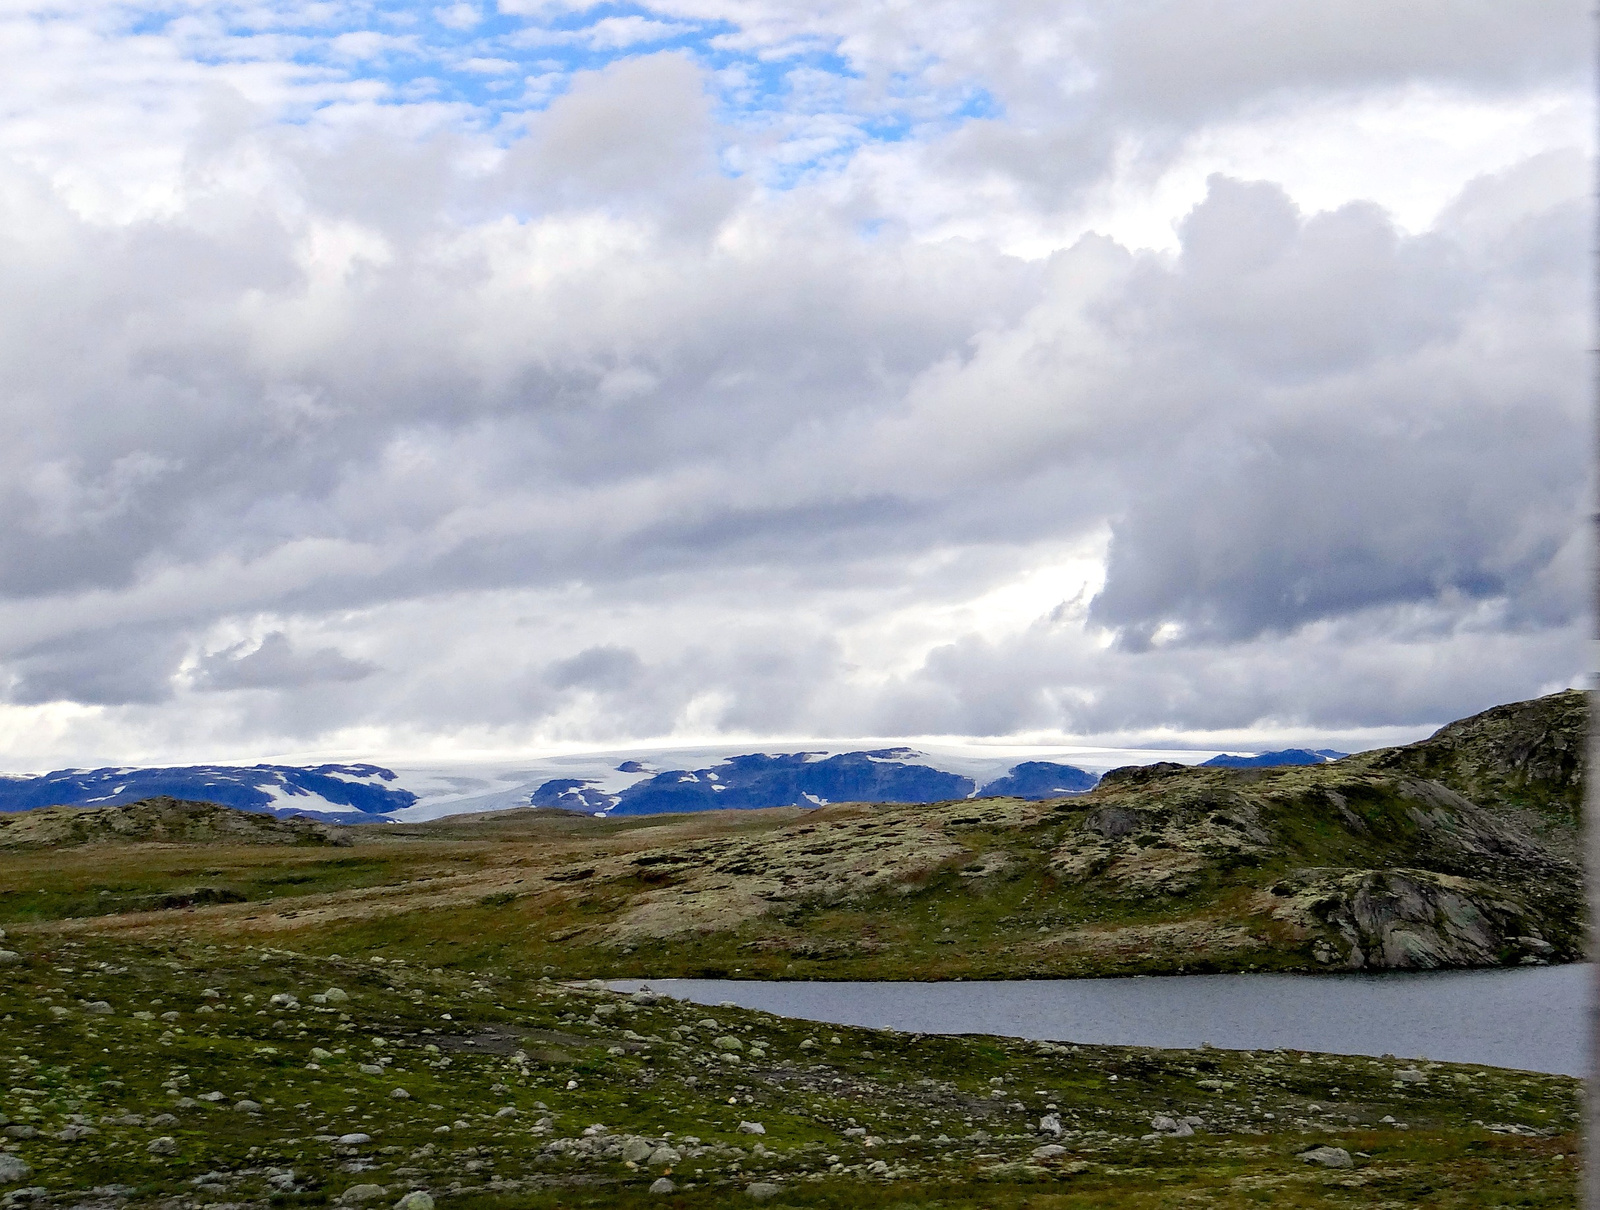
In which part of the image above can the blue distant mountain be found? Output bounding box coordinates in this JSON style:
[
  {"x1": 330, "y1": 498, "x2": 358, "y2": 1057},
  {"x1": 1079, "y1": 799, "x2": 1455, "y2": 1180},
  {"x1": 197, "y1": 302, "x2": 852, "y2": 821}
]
[
  {"x1": 978, "y1": 761, "x2": 1099, "y2": 798},
  {"x1": 1200, "y1": 749, "x2": 1346, "y2": 769},
  {"x1": 530, "y1": 750, "x2": 978, "y2": 816},
  {"x1": 0, "y1": 764, "x2": 415, "y2": 821},
  {"x1": 530, "y1": 778, "x2": 621, "y2": 813},
  {"x1": 529, "y1": 751, "x2": 1103, "y2": 815}
]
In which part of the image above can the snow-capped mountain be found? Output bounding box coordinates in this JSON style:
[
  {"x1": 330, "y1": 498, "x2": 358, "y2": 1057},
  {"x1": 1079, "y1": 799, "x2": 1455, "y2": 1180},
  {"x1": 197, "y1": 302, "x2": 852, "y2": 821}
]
[
  {"x1": 0, "y1": 741, "x2": 1353, "y2": 823},
  {"x1": 0, "y1": 764, "x2": 414, "y2": 822}
]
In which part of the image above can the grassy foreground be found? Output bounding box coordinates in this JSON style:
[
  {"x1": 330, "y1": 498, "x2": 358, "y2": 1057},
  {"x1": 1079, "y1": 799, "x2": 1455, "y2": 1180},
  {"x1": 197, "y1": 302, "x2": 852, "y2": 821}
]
[{"x1": 0, "y1": 929, "x2": 1579, "y2": 1208}]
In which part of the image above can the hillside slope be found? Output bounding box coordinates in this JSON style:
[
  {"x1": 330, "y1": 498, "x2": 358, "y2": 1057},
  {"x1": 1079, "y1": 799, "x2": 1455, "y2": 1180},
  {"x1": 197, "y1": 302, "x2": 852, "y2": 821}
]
[
  {"x1": 0, "y1": 796, "x2": 351, "y2": 850},
  {"x1": 1358, "y1": 689, "x2": 1584, "y2": 858},
  {"x1": 4, "y1": 699, "x2": 1580, "y2": 980}
]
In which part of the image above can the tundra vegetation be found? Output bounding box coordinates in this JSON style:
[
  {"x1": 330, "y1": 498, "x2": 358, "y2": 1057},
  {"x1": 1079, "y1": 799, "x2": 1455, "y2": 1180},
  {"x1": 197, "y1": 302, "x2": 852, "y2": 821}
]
[{"x1": 0, "y1": 691, "x2": 1581, "y2": 1206}]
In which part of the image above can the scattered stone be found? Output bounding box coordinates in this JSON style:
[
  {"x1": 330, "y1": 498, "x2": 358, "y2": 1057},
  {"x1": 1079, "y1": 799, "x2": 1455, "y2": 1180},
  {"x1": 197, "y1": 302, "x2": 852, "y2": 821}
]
[
  {"x1": 494, "y1": 1107, "x2": 517, "y2": 1118},
  {"x1": 1032, "y1": 1144, "x2": 1068, "y2": 1159},
  {"x1": 0, "y1": 1156, "x2": 31, "y2": 1185},
  {"x1": 339, "y1": 1183, "x2": 387, "y2": 1204},
  {"x1": 0, "y1": 952, "x2": 20, "y2": 966},
  {"x1": 1394, "y1": 1069, "x2": 1427, "y2": 1084},
  {"x1": 746, "y1": 1184, "x2": 781, "y2": 1202},
  {"x1": 1149, "y1": 1115, "x2": 1193, "y2": 1137},
  {"x1": 622, "y1": 1138, "x2": 654, "y2": 1163},
  {"x1": 394, "y1": 1194, "x2": 433, "y2": 1210},
  {"x1": 325, "y1": 988, "x2": 350, "y2": 1004},
  {"x1": 360, "y1": 1064, "x2": 384, "y2": 1075},
  {"x1": 234, "y1": 1100, "x2": 262, "y2": 1113},
  {"x1": 714, "y1": 1036, "x2": 744, "y2": 1051},
  {"x1": 1039, "y1": 1113, "x2": 1062, "y2": 1136},
  {"x1": 339, "y1": 1133, "x2": 374, "y2": 1146},
  {"x1": 649, "y1": 1178, "x2": 675, "y2": 1195},
  {"x1": 390, "y1": 1089, "x2": 410, "y2": 1100},
  {"x1": 83, "y1": 1001, "x2": 112, "y2": 1015},
  {"x1": 737, "y1": 1121, "x2": 766, "y2": 1135},
  {"x1": 3, "y1": 1126, "x2": 36, "y2": 1140},
  {"x1": 57, "y1": 1124, "x2": 98, "y2": 1141},
  {"x1": 1300, "y1": 1146, "x2": 1354, "y2": 1169},
  {"x1": 148, "y1": 1136, "x2": 178, "y2": 1156},
  {"x1": 647, "y1": 1146, "x2": 682, "y2": 1166}
]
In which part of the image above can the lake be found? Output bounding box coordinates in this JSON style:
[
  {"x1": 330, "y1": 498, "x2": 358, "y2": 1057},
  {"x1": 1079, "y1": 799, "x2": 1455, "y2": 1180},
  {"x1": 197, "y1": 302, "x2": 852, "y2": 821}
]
[{"x1": 611, "y1": 964, "x2": 1590, "y2": 1076}]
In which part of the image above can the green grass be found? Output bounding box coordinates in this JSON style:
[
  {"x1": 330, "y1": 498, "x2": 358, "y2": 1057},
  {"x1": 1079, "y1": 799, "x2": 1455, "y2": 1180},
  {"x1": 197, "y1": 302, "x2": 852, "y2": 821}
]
[{"x1": 0, "y1": 931, "x2": 1578, "y2": 1208}]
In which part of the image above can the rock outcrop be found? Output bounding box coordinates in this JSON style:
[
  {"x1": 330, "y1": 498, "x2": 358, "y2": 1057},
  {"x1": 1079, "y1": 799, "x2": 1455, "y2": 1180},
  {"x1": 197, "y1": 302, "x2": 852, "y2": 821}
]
[{"x1": 0, "y1": 796, "x2": 352, "y2": 849}]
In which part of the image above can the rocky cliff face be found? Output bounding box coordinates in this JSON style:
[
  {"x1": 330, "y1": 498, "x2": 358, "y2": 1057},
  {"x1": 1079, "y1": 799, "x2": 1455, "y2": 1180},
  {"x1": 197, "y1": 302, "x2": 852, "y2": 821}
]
[{"x1": 1359, "y1": 688, "x2": 1585, "y2": 858}]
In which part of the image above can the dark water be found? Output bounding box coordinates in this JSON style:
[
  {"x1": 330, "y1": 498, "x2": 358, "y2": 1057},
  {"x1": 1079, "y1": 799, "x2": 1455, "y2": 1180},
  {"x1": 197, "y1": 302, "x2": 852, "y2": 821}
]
[{"x1": 611, "y1": 965, "x2": 1589, "y2": 1076}]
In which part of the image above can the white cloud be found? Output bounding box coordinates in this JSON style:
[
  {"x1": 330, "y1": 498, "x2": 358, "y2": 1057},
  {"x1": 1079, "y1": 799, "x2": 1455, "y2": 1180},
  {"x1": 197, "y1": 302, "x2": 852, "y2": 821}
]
[{"x1": 0, "y1": 1, "x2": 1586, "y2": 767}]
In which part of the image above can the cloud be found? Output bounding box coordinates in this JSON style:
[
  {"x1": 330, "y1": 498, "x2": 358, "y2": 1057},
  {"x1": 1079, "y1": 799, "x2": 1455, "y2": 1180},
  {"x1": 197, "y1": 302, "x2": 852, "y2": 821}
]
[
  {"x1": 193, "y1": 632, "x2": 379, "y2": 692},
  {"x1": 544, "y1": 645, "x2": 644, "y2": 692},
  {"x1": 0, "y1": 2, "x2": 1585, "y2": 764}
]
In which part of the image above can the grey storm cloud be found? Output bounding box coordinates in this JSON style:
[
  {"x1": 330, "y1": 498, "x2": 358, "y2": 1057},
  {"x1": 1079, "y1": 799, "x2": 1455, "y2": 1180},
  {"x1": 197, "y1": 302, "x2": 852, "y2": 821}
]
[
  {"x1": 0, "y1": 1, "x2": 1586, "y2": 762},
  {"x1": 194, "y1": 633, "x2": 378, "y2": 692}
]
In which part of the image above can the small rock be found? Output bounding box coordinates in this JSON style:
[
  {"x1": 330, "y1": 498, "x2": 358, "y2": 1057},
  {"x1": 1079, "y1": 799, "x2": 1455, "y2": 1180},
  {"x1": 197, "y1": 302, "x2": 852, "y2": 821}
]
[
  {"x1": 324, "y1": 988, "x2": 350, "y2": 1004},
  {"x1": 737, "y1": 1121, "x2": 766, "y2": 1135},
  {"x1": 339, "y1": 1133, "x2": 373, "y2": 1146},
  {"x1": 201, "y1": 988, "x2": 221, "y2": 999},
  {"x1": 57, "y1": 1124, "x2": 98, "y2": 1141},
  {"x1": 234, "y1": 1100, "x2": 262, "y2": 1113},
  {"x1": 1039, "y1": 1113, "x2": 1062, "y2": 1136},
  {"x1": 714, "y1": 1036, "x2": 744, "y2": 1051},
  {"x1": 360, "y1": 1064, "x2": 384, "y2": 1075},
  {"x1": 1300, "y1": 1145, "x2": 1354, "y2": 1169},
  {"x1": 647, "y1": 1145, "x2": 682, "y2": 1166},
  {"x1": 83, "y1": 1001, "x2": 113, "y2": 1015},
  {"x1": 268, "y1": 993, "x2": 299, "y2": 1009},
  {"x1": 0, "y1": 951, "x2": 20, "y2": 965},
  {"x1": 1394, "y1": 1069, "x2": 1427, "y2": 1084},
  {"x1": 622, "y1": 1137, "x2": 654, "y2": 1163},
  {"x1": 3, "y1": 1126, "x2": 37, "y2": 1140},
  {"x1": 394, "y1": 1194, "x2": 433, "y2": 1210},
  {"x1": 199, "y1": 1091, "x2": 226, "y2": 1102},
  {"x1": 390, "y1": 1089, "x2": 410, "y2": 1100},
  {"x1": 0, "y1": 1156, "x2": 32, "y2": 1184},
  {"x1": 649, "y1": 1177, "x2": 675, "y2": 1194},
  {"x1": 339, "y1": 1183, "x2": 387, "y2": 1204},
  {"x1": 494, "y1": 1106, "x2": 517, "y2": 1118},
  {"x1": 1033, "y1": 1144, "x2": 1068, "y2": 1159},
  {"x1": 148, "y1": 1136, "x2": 178, "y2": 1156},
  {"x1": 746, "y1": 1183, "x2": 781, "y2": 1202}
]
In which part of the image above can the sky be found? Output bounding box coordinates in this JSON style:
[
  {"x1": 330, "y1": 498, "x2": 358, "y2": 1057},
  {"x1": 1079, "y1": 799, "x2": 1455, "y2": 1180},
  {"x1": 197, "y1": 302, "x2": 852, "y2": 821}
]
[{"x1": 0, "y1": 0, "x2": 1590, "y2": 768}]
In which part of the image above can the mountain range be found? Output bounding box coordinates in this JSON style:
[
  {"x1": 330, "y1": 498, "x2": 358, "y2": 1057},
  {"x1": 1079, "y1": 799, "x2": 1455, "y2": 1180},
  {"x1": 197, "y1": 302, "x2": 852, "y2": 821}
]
[{"x1": 0, "y1": 742, "x2": 1351, "y2": 822}]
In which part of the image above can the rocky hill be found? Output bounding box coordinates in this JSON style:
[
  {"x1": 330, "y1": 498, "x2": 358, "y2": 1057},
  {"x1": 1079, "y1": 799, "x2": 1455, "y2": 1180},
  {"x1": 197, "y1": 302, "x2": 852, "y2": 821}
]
[
  {"x1": 0, "y1": 796, "x2": 351, "y2": 849},
  {"x1": 1, "y1": 692, "x2": 1580, "y2": 981},
  {"x1": 1358, "y1": 688, "x2": 1585, "y2": 857}
]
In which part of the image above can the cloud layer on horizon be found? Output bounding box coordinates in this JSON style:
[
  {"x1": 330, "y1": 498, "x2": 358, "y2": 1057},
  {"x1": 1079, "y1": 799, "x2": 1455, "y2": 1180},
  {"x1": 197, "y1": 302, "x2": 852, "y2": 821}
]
[{"x1": 0, "y1": 0, "x2": 1589, "y2": 765}]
